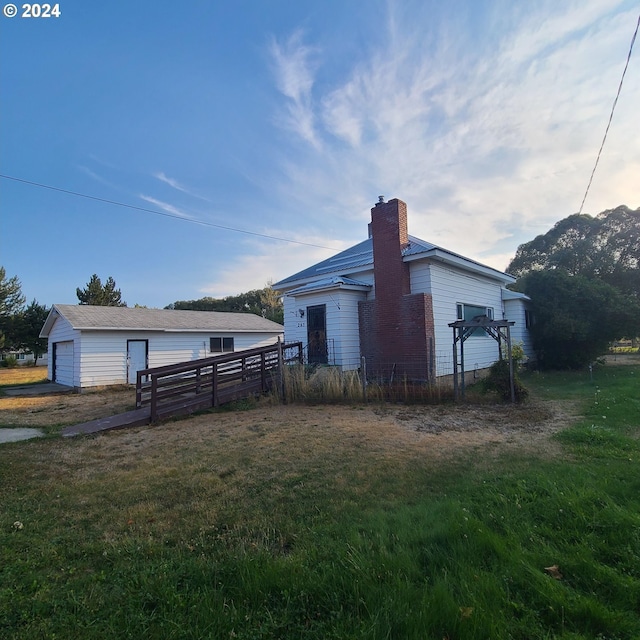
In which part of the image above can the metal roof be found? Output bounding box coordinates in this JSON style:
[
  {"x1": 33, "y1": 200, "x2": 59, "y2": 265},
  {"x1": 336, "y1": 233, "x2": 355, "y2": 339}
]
[
  {"x1": 274, "y1": 234, "x2": 514, "y2": 289},
  {"x1": 40, "y1": 304, "x2": 284, "y2": 338}
]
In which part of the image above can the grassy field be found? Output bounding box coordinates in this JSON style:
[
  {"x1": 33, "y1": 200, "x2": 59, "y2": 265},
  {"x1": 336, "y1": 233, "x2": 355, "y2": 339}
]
[{"x1": 0, "y1": 363, "x2": 639, "y2": 639}]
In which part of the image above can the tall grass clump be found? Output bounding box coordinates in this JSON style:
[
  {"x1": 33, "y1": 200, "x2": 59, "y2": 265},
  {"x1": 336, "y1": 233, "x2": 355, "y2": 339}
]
[{"x1": 280, "y1": 364, "x2": 449, "y2": 405}]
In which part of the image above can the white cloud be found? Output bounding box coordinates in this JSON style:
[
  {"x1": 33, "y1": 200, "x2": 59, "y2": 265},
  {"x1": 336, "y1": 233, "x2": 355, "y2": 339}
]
[
  {"x1": 200, "y1": 234, "x2": 348, "y2": 298},
  {"x1": 265, "y1": 1, "x2": 640, "y2": 273}
]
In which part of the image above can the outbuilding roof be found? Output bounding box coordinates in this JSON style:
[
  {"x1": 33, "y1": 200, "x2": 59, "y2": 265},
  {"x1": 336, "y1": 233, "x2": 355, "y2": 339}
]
[{"x1": 40, "y1": 304, "x2": 284, "y2": 338}]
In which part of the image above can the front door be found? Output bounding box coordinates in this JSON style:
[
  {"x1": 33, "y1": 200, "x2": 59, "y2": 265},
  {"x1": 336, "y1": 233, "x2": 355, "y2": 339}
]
[
  {"x1": 127, "y1": 340, "x2": 148, "y2": 384},
  {"x1": 307, "y1": 305, "x2": 328, "y2": 364}
]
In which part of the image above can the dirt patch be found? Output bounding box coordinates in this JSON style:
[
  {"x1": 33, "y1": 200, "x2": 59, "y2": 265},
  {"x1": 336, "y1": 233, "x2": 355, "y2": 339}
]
[
  {"x1": 36, "y1": 399, "x2": 579, "y2": 481},
  {"x1": 0, "y1": 376, "x2": 579, "y2": 461}
]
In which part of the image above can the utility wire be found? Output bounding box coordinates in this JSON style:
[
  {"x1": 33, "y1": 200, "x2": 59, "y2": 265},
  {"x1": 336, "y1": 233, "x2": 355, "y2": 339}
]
[
  {"x1": 0, "y1": 173, "x2": 339, "y2": 251},
  {"x1": 578, "y1": 12, "x2": 639, "y2": 215}
]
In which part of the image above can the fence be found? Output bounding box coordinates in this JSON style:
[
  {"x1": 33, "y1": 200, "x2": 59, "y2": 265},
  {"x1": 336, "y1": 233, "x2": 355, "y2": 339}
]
[{"x1": 136, "y1": 342, "x2": 303, "y2": 422}]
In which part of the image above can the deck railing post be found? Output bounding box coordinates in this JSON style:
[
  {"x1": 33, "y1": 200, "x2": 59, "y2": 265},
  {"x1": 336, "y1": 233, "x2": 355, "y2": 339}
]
[
  {"x1": 136, "y1": 371, "x2": 142, "y2": 408},
  {"x1": 212, "y1": 362, "x2": 219, "y2": 408},
  {"x1": 151, "y1": 375, "x2": 159, "y2": 422},
  {"x1": 277, "y1": 338, "x2": 285, "y2": 402}
]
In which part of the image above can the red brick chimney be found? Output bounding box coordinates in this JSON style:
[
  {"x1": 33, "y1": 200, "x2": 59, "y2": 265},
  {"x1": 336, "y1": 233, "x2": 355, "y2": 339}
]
[{"x1": 371, "y1": 197, "x2": 411, "y2": 301}]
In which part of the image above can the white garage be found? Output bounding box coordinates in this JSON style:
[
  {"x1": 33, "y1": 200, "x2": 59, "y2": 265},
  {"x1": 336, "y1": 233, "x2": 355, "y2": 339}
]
[{"x1": 40, "y1": 304, "x2": 284, "y2": 389}]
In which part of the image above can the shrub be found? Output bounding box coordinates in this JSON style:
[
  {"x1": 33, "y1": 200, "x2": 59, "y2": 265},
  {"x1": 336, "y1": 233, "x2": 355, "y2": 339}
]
[
  {"x1": 482, "y1": 358, "x2": 528, "y2": 402},
  {"x1": 1, "y1": 355, "x2": 18, "y2": 368}
]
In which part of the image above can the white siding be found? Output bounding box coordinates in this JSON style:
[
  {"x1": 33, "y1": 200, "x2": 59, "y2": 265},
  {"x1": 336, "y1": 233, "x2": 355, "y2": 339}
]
[
  {"x1": 283, "y1": 289, "x2": 367, "y2": 370},
  {"x1": 75, "y1": 331, "x2": 283, "y2": 387},
  {"x1": 409, "y1": 261, "x2": 432, "y2": 295},
  {"x1": 428, "y1": 262, "x2": 504, "y2": 376},
  {"x1": 503, "y1": 299, "x2": 535, "y2": 362}
]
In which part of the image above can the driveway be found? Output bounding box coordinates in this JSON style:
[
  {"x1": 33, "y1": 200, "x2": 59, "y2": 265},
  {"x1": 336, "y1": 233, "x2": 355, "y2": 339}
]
[{"x1": 1, "y1": 382, "x2": 72, "y2": 443}]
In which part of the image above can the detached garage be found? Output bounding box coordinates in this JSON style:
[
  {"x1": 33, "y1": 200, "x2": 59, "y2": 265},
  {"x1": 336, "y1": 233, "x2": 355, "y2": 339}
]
[{"x1": 40, "y1": 304, "x2": 284, "y2": 389}]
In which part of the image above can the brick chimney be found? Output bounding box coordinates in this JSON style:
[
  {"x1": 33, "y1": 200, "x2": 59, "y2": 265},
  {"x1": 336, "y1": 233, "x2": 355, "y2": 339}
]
[{"x1": 371, "y1": 197, "x2": 411, "y2": 300}]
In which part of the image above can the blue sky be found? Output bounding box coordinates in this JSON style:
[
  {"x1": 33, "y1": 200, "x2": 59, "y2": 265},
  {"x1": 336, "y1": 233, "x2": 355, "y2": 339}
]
[{"x1": 1, "y1": 0, "x2": 638, "y2": 309}]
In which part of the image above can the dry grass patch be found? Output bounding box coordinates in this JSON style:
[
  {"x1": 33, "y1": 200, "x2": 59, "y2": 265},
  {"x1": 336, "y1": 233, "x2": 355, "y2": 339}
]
[
  {"x1": 0, "y1": 386, "x2": 136, "y2": 428},
  {"x1": 0, "y1": 366, "x2": 49, "y2": 386}
]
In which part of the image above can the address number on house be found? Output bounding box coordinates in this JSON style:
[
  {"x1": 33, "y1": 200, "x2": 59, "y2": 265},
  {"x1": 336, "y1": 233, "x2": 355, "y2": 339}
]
[{"x1": 3, "y1": 3, "x2": 61, "y2": 18}]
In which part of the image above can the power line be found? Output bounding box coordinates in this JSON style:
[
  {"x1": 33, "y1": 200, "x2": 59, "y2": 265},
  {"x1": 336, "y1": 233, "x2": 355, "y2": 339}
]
[
  {"x1": 578, "y1": 12, "x2": 640, "y2": 215},
  {"x1": 0, "y1": 173, "x2": 339, "y2": 251}
]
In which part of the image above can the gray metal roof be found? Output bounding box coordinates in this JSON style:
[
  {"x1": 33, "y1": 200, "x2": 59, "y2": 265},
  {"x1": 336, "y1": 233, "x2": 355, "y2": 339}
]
[
  {"x1": 40, "y1": 304, "x2": 284, "y2": 337},
  {"x1": 274, "y1": 234, "x2": 513, "y2": 289}
]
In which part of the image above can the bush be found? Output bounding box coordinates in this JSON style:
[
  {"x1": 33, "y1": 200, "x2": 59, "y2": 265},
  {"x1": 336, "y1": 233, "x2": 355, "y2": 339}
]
[
  {"x1": 482, "y1": 358, "x2": 528, "y2": 402},
  {"x1": 1, "y1": 355, "x2": 18, "y2": 368}
]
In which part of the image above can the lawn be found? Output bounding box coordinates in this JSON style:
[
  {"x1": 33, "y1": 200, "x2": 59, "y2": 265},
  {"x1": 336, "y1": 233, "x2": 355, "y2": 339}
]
[{"x1": 0, "y1": 363, "x2": 639, "y2": 639}]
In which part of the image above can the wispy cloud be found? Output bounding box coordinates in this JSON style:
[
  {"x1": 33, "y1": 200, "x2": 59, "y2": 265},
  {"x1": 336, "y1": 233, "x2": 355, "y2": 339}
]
[
  {"x1": 269, "y1": 29, "x2": 321, "y2": 148},
  {"x1": 138, "y1": 195, "x2": 193, "y2": 219},
  {"x1": 267, "y1": 1, "x2": 640, "y2": 272},
  {"x1": 200, "y1": 234, "x2": 345, "y2": 298},
  {"x1": 153, "y1": 171, "x2": 212, "y2": 203}
]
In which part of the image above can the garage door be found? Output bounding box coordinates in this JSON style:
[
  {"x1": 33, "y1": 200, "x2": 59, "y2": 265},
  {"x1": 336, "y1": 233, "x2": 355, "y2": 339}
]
[{"x1": 53, "y1": 341, "x2": 74, "y2": 386}]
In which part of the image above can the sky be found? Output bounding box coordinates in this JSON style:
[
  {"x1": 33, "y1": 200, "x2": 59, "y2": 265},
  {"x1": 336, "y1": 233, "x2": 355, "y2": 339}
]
[{"x1": 1, "y1": 0, "x2": 639, "y2": 309}]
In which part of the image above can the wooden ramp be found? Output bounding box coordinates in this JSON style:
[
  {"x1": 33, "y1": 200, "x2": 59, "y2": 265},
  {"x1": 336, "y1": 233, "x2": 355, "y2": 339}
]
[{"x1": 61, "y1": 407, "x2": 151, "y2": 437}]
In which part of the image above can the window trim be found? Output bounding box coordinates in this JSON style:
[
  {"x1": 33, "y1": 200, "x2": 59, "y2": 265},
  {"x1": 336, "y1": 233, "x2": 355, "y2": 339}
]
[
  {"x1": 456, "y1": 303, "x2": 494, "y2": 337},
  {"x1": 210, "y1": 336, "x2": 235, "y2": 353}
]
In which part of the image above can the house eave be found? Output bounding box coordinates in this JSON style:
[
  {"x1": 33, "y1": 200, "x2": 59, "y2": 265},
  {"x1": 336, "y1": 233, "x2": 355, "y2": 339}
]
[{"x1": 404, "y1": 249, "x2": 515, "y2": 284}]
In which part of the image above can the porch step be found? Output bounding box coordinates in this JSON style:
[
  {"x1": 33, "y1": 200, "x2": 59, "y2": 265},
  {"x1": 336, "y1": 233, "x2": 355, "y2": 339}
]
[{"x1": 61, "y1": 407, "x2": 151, "y2": 437}]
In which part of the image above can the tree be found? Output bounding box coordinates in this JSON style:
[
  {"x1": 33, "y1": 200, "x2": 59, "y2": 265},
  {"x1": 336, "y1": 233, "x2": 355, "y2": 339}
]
[
  {"x1": 14, "y1": 300, "x2": 49, "y2": 365},
  {"x1": 0, "y1": 266, "x2": 26, "y2": 318},
  {"x1": 0, "y1": 266, "x2": 26, "y2": 349},
  {"x1": 76, "y1": 274, "x2": 127, "y2": 306},
  {"x1": 516, "y1": 270, "x2": 640, "y2": 369},
  {"x1": 167, "y1": 283, "x2": 283, "y2": 324},
  {"x1": 508, "y1": 205, "x2": 640, "y2": 297}
]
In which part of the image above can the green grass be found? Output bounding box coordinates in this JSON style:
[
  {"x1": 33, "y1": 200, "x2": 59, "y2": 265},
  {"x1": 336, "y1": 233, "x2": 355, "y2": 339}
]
[{"x1": 1, "y1": 366, "x2": 639, "y2": 638}]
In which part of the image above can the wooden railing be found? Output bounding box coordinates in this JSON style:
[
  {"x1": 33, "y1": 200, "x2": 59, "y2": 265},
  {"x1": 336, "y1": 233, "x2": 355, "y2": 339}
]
[{"x1": 136, "y1": 341, "x2": 303, "y2": 423}]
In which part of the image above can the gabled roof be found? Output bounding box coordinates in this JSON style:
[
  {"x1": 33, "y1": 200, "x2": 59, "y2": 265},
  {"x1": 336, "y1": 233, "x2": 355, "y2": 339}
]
[
  {"x1": 274, "y1": 235, "x2": 515, "y2": 290},
  {"x1": 40, "y1": 304, "x2": 284, "y2": 338},
  {"x1": 286, "y1": 276, "x2": 372, "y2": 297}
]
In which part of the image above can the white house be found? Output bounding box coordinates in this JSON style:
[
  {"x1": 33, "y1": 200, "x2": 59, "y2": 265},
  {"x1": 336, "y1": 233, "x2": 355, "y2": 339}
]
[
  {"x1": 273, "y1": 197, "x2": 532, "y2": 380},
  {"x1": 39, "y1": 305, "x2": 284, "y2": 389}
]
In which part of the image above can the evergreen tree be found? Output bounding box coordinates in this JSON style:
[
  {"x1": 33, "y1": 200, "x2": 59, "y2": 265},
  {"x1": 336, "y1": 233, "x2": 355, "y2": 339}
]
[
  {"x1": 0, "y1": 266, "x2": 26, "y2": 349},
  {"x1": 76, "y1": 274, "x2": 127, "y2": 306}
]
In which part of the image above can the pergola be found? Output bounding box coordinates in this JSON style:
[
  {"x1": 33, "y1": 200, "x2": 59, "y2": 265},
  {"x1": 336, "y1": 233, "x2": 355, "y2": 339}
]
[{"x1": 448, "y1": 316, "x2": 516, "y2": 403}]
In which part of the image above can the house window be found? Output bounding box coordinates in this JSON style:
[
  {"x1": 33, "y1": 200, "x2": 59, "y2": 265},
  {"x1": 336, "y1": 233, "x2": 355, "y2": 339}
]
[
  {"x1": 210, "y1": 337, "x2": 234, "y2": 353},
  {"x1": 456, "y1": 303, "x2": 493, "y2": 337},
  {"x1": 525, "y1": 309, "x2": 533, "y2": 330}
]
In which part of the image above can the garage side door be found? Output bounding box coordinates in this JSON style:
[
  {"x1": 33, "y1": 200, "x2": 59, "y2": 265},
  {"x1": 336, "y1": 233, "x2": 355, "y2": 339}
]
[{"x1": 53, "y1": 341, "x2": 74, "y2": 386}]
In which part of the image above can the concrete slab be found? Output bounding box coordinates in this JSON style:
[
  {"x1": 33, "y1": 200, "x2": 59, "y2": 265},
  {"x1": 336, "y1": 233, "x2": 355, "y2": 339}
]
[
  {"x1": 2, "y1": 383, "x2": 73, "y2": 397},
  {"x1": 0, "y1": 428, "x2": 44, "y2": 443}
]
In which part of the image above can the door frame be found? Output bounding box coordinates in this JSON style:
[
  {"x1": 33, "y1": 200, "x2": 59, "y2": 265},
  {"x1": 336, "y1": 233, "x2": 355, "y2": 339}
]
[
  {"x1": 307, "y1": 304, "x2": 328, "y2": 364},
  {"x1": 127, "y1": 339, "x2": 149, "y2": 384}
]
